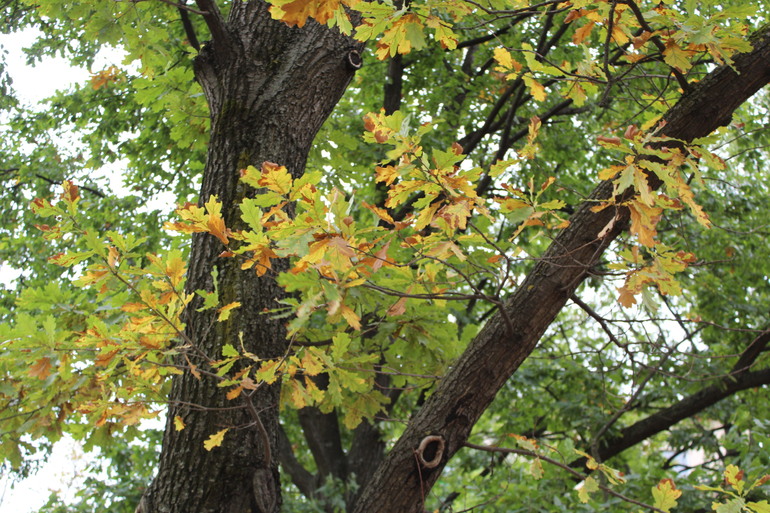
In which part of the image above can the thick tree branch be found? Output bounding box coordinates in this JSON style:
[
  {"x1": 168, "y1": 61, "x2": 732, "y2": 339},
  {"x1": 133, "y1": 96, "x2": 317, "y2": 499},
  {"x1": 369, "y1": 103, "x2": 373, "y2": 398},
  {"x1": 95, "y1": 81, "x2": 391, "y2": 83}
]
[
  {"x1": 297, "y1": 405, "x2": 347, "y2": 481},
  {"x1": 276, "y1": 422, "x2": 317, "y2": 498},
  {"x1": 732, "y1": 327, "x2": 770, "y2": 373},
  {"x1": 178, "y1": 1, "x2": 201, "y2": 51},
  {"x1": 590, "y1": 367, "x2": 770, "y2": 465},
  {"x1": 352, "y1": 24, "x2": 770, "y2": 513},
  {"x1": 193, "y1": 0, "x2": 229, "y2": 51}
]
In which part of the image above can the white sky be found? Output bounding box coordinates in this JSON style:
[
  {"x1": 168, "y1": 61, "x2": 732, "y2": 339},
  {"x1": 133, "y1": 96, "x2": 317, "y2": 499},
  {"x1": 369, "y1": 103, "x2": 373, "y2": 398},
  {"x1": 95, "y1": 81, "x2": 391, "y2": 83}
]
[{"x1": 0, "y1": 28, "x2": 97, "y2": 513}]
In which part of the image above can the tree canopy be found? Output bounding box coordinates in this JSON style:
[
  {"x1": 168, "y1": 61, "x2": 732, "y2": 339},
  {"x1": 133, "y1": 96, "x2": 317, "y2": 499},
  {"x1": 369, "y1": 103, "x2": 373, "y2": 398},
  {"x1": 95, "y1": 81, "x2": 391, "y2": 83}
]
[{"x1": 1, "y1": 0, "x2": 769, "y2": 512}]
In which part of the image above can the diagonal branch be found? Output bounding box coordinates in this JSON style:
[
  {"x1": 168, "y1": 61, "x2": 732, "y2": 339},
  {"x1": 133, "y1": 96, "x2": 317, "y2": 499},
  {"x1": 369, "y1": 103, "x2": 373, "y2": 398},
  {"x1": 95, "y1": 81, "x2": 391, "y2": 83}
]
[
  {"x1": 586, "y1": 367, "x2": 770, "y2": 466},
  {"x1": 276, "y1": 422, "x2": 317, "y2": 498},
  {"x1": 352, "y1": 24, "x2": 770, "y2": 513},
  {"x1": 193, "y1": 0, "x2": 229, "y2": 50}
]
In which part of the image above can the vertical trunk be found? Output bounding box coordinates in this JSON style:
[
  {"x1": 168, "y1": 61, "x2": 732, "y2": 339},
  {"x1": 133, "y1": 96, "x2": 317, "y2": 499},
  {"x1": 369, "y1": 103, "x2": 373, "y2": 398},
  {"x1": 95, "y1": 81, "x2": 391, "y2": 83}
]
[{"x1": 139, "y1": 3, "x2": 361, "y2": 512}]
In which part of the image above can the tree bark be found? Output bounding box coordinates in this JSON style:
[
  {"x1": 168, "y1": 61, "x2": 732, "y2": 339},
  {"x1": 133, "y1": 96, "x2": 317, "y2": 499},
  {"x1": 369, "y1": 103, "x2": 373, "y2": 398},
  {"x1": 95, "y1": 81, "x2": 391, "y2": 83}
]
[
  {"x1": 352, "y1": 24, "x2": 770, "y2": 513},
  {"x1": 139, "y1": 3, "x2": 362, "y2": 512}
]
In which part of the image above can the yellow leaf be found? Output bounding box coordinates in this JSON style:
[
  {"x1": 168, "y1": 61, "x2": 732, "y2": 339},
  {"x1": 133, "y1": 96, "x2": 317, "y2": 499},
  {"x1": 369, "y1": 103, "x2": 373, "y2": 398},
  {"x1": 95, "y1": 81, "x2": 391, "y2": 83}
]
[
  {"x1": 577, "y1": 476, "x2": 599, "y2": 503},
  {"x1": 204, "y1": 196, "x2": 229, "y2": 245},
  {"x1": 362, "y1": 201, "x2": 395, "y2": 225},
  {"x1": 523, "y1": 74, "x2": 547, "y2": 102},
  {"x1": 598, "y1": 165, "x2": 624, "y2": 180},
  {"x1": 375, "y1": 165, "x2": 399, "y2": 186},
  {"x1": 627, "y1": 201, "x2": 662, "y2": 247},
  {"x1": 217, "y1": 302, "x2": 242, "y2": 322},
  {"x1": 174, "y1": 415, "x2": 186, "y2": 431},
  {"x1": 663, "y1": 40, "x2": 693, "y2": 73},
  {"x1": 617, "y1": 283, "x2": 638, "y2": 308},
  {"x1": 258, "y1": 162, "x2": 293, "y2": 194},
  {"x1": 724, "y1": 465, "x2": 745, "y2": 494},
  {"x1": 60, "y1": 180, "x2": 80, "y2": 205},
  {"x1": 339, "y1": 303, "x2": 361, "y2": 330},
  {"x1": 652, "y1": 479, "x2": 681, "y2": 512},
  {"x1": 493, "y1": 47, "x2": 514, "y2": 69},
  {"x1": 203, "y1": 428, "x2": 229, "y2": 451},
  {"x1": 300, "y1": 349, "x2": 324, "y2": 376}
]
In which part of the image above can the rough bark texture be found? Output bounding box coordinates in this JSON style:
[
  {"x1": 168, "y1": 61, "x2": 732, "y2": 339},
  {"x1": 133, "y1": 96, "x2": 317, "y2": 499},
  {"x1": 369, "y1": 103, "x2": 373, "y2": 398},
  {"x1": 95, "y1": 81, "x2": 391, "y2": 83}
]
[
  {"x1": 352, "y1": 25, "x2": 770, "y2": 513},
  {"x1": 139, "y1": 2, "x2": 362, "y2": 512}
]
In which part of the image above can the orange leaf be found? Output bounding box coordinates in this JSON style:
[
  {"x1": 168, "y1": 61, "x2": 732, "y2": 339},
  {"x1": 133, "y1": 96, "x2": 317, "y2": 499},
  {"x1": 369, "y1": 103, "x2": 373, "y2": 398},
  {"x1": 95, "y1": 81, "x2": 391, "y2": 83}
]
[
  {"x1": 386, "y1": 296, "x2": 408, "y2": 316},
  {"x1": 617, "y1": 284, "x2": 638, "y2": 308},
  {"x1": 28, "y1": 358, "x2": 52, "y2": 380},
  {"x1": 226, "y1": 385, "x2": 244, "y2": 400},
  {"x1": 362, "y1": 201, "x2": 395, "y2": 225},
  {"x1": 60, "y1": 180, "x2": 80, "y2": 204},
  {"x1": 627, "y1": 201, "x2": 662, "y2": 247},
  {"x1": 572, "y1": 21, "x2": 595, "y2": 45},
  {"x1": 270, "y1": 0, "x2": 342, "y2": 27}
]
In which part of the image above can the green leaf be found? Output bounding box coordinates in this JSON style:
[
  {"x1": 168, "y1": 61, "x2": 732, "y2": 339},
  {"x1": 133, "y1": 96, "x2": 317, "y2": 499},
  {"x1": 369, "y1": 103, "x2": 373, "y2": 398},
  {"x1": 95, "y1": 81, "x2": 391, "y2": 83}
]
[{"x1": 222, "y1": 344, "x2": 240, "y2": 358}]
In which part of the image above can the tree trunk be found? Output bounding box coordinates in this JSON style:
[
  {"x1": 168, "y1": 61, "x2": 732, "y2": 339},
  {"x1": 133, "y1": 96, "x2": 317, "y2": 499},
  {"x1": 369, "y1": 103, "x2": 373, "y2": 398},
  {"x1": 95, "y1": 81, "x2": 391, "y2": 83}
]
[
  {"x1": 352, "y1": 24, "x2": 770, "y2": 513},
  {"x1": 139, "y1": 3, "x2": 361, "y2": 512}
]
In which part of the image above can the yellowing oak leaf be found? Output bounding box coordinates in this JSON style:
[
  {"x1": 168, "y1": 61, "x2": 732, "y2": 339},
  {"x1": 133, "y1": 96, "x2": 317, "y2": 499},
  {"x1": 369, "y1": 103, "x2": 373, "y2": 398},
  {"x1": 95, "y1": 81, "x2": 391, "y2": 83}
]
[
  {"x1": 226, "y1": 385, "x2": 244, "y2": 400},
  {"x1": 523, "y1": 75, "x2": 547, "y2": 102},
  {"x1": 60, "y1": 180, "x2": 80, "y2": 205},
  {"x1": 724, "y1": 465, "x2": 745, "y2": 494},
  {"x1": 174, "y1": 415, "x2": 186, "y2": 431},
  {"x1": 627, "y1": 201, "x2": 662, "y2": 247},
  {"x1": 339, "y1": 303, "x2": 361, "y2": 330},
  {"x1": 577, "y1": 476, "x2": 599, "y2": 503},
  {"x1": 652, "y1": 478, "x2": 682, "y2": 512},
  {"x1": 748, "y1": 501, "x2": 770, "y2": 513},
  {"x1": 258, "y1": 162, "x2": 293, "y2": 194},
  {"x1": 362, "y1": 201, "x2": 395, "y2": 226},
  {"x1": 203, "y1": 428, "x2": 229, "y2": 451},
  {"x1": 241, "y1": 246, "x2": 279, "y2": 277},
  {"x1": 617, "y1": 284, "x2": 638, "y2": 308},
  {"x1": 204, "y1": 196, "x2": 230, "y2": 245},
  {"x1": 375, "y1": 165, "x2": 399, "y2": 186},
  {"x1": 493, "y1": 47, "x2": 514, "y2": 70},
  {"x1": 217, "y1": 302, "x2": 241, "y2": 322},
  {"x1": 663, "y1": 40, "x2": 694, "y2": 73},
  {"x1": 374, "y1": 14, "x2": 426, "y2": 60},
  {"x1": 426, "y1": 16, "x2": 457, "y2": 50}
]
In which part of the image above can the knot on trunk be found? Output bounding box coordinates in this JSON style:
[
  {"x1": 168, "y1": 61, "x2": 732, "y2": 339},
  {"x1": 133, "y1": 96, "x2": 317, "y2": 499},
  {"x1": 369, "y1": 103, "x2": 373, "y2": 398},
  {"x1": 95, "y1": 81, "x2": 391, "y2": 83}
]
[
  {"x1": 347, "y1": 50, "x2": 363, "y2": 70},
  {"x1": 415, "y1": 435, "x2": 445, "y2": 469}
]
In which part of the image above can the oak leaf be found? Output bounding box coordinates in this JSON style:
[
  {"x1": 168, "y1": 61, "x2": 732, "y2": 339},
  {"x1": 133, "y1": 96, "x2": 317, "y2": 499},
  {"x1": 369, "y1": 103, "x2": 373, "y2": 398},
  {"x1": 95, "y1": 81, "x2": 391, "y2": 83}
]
[
  {"x1": 203, "y1": 429, "x2": 229, "y2": 451},
  {"x1": 28, "y1": 357, "x2": 52, "y2": 380}
]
